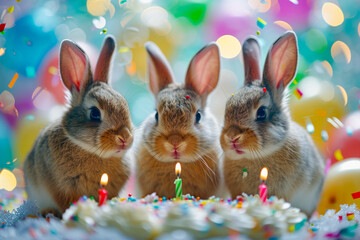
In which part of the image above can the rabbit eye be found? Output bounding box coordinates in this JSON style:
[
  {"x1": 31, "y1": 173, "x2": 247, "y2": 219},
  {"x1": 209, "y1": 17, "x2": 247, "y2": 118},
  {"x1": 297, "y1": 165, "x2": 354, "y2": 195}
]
[
  {"x1": 155, "y1": 111, "x2": 159, "y2": 123},
  {"x1": 195, "y1": 110, "x2": 201, "y2": 124},
  {"x1": 256, "y1": 106, "x2": 267, "y2": 121},
  {"x1": 89, "y1": 107, "x2": 101, "y2": 122}
]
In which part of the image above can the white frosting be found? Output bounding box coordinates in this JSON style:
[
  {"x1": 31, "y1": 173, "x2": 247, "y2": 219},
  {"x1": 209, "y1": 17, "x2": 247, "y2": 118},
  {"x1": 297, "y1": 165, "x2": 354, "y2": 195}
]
[{"x1": 63, "y1": 194, "x2": 307, "y2": 239}]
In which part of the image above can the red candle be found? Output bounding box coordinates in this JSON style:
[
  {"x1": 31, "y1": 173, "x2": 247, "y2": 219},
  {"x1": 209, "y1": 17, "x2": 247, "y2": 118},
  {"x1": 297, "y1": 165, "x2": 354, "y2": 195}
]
[
  {"x1": 99, "y1": 173, "x2": 108, "y2": 206},
  {"x1": 259, "y1": 167, "x2": 268, "y2": 203}
]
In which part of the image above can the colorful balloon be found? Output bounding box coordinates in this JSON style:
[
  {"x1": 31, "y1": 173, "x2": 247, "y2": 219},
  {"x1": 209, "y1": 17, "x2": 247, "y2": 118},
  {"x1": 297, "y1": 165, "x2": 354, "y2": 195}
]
[{"x1": 317, "y1": 158, "x2": 360, "y2": 215}]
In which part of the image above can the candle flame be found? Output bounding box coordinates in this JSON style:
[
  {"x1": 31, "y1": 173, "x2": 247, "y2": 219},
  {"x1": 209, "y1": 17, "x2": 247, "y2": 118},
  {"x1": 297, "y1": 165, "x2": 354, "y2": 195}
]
[
  {"x1": 260, "y1": 167, "x2": 268, "y2": 181},
  {"x1": 175, "y1": 162, "x2": 181, "y2": 176},
  {"x1": 100, "y1": 173, "x2": 108, "y2": 186}
]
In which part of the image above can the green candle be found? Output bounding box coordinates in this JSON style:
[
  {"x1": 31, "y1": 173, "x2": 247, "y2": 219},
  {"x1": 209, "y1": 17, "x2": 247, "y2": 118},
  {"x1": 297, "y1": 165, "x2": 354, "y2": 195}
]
[{"x1": 174, "y1": 162, "x2": 182, "y2": 198}]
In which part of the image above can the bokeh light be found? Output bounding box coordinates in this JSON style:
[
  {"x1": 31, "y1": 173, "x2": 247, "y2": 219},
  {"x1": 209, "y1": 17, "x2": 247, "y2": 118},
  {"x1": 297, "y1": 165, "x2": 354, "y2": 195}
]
[
  {"x1": 0, "y1": 169, "x2": 17, "y2": 191},
  {"x1": 305, "y1": 29, "x2": 327, "y2": 52},
  {"x1": 216, "y1": 35, "x2": 241, "y2": 59},
  {"x1": 321, "y1": 60, "x2": 333, "y2": 77},
  {"x1": 337, "y1": 85, "x2": 348, "y2": 106},
  {"x1": 322, "y1": 2, "x2": 344, "y2": 27},
  {"x1": 248, "y1": 0, "x2": 271, "y2": 13},
  {"x1": 331, "y1": 41, "x2": 351, "y2": 64},
  {"x1": 274, "y1": 20, "x2": 293, "y2": 30}
]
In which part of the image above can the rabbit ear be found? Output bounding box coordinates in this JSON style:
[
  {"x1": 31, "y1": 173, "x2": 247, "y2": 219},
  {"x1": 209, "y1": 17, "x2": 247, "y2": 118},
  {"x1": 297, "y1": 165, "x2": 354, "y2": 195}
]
[
  {"x1": 60, "y1": 40, "x2": 92, "y2": 93},
  {"x1": 263, "y1": 31, "x2": 298, "y2": 95},
  {"x1": 185, "y1": 43, "x2": 220, "y2": 100},
  {"x1": 145, "y1": 41, "x2": 175, "y2": 95},
  {"x1": 243, "y1": 37, "x2": 261, "y2": 85},
  {"x1": 94, "y1": 36, "x2": 116, "y2": 83}
]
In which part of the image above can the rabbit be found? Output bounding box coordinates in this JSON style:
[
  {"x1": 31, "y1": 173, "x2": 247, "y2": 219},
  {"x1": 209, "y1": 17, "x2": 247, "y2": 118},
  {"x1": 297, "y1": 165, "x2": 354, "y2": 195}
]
[
  {"x1": 24, "y1": 36, "x2": 133, "y2": 217},
  {"x1": 220, "y1": 31, "x2": 325, "y2": 216},
  {"x1": 135, "y1": 41, "x2": 222, "y2": 198}
]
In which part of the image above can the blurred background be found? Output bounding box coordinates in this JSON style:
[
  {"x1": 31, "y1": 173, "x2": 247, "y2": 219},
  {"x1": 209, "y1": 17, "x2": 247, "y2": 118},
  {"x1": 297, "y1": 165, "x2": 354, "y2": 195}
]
[{"x1": 0, "y1": 0, "x2": 360, "y2": 200}]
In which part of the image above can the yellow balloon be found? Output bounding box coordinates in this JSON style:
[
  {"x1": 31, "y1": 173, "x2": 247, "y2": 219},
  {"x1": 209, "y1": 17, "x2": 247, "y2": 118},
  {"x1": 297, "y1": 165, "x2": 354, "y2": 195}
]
[
  {"x1": 290, "y1": 78, "x2": 347, "y2": 154},
  {"x1": 317, "y1": 158, "x2": 360, "y2": 215},
  {"x1": 13, "y1": 113, "x2": 50, "y2": 165}
]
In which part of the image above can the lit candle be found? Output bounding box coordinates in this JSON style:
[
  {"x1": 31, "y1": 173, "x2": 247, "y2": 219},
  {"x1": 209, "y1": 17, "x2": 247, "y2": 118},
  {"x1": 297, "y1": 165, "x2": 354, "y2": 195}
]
[
  {"x1": 259, "y1": 167, "x2": 268, "y2": 203},
  {"x1": 174, "y1": 162, "x2": 182, "y2": 199},
  {"x1": 99, "y1": 173, "x2": 108, "y2": 206}
]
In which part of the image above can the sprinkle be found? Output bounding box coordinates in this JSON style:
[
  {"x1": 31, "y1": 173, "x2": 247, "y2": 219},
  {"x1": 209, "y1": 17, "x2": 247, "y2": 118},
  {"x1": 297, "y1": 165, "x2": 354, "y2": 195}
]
[
  {"x1": 263, "y1": 87, "x2": 267, "y2": 93},
  {"x1": 186, "y1": 95, "x2": 190, "y2": 99},
  {"x1": 196, "y1": 197, "x2": 200, "y2": 201},
  {"x1": 29, "y1": 228, "x2": 37, "y2": 238},
  {"x1": 352, "y1": 191, "x2": 360, "y2": 199},
  {"x1": 231, "y1": 94, "x2": 234, "y2": 97},
  {"x1": 334, "y1": 149, "x2": 344, "y2": 161},
  {"x1": 101, "y1": 28, "x2": 107, "y2": 34},
  {"x1": 294, "y1": 88, "x2": 303, "y2": 99},
  {"x1": 46, "y1": 217, "x2": 50, "y2": 222},
  {"x1": 0, "y1": 31, "x2": 4, "y2": 35},
  {"x1": 321, "y1": 130, "x2": 328, "y2": 141},
  {"x1": 339, "y1": 215, "x2": 343, "y2": 221},
  {"x1": 90, "y1": 196, "x2": 94, "y2": 200},
  {"x1": 257, "y1": 17, "x2": 267, "y2": 29},
  {"x1": 8, "y1": 73, "x2": 18, "y2": 88},
  {"x1": 8, "y1": 6, "x2": 14, "y2": 13},
  {"x1": 289, "y1": 224, "x2": 295, "y2": 232},
  {"x1": 347, "y1": 213, "x2": 355, "y2": 221},
  {"x1": 0, "y1": 23, "x2": 6, "y2": 32},
  {"x1": 120, "y1": 0, "x2": 127, "y2": 4},
  {"x1": 128, "y1": 193, "x2": 132, "y2": 197},
  {"x1": 256, "y1": 31, "x2": 260, "y2": 35}
]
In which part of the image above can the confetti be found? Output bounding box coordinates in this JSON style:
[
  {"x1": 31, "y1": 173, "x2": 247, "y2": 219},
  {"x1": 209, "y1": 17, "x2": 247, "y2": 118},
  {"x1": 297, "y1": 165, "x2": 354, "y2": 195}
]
[
  {"x1": 346, "y1": 127, "x2": 353, "y2": 136},
  {"x1": 101, "y1": 28, "x2": 108, "y2": 34},
  {"x1": 321, "y1": 130, "x2": 328, "y2": 141},
  {"x1": 186, "y1": 95, "x2": 190, "y2": 99},
  {"x1": 334, "y1": 149, "x2": 344, "y2": 161},
  {"x1": 118, "y1": 46, "x2": 130, "y2": 53},
  {"x1": 26, "y1": 66, "x2": 35, "y2": 78},
  {"x1": 263, "y1": 87, "x2": 267, "y2": 93},
  {"x1": 294, "y1": 88, "x2": 303, "y2": 99},
  {"x1": 120, "y1": 0, "x2": 127, "y2": 4},
  {"x1": 0, "y1": 23, "x2": 5, "y2": 32},
  {"x1": 8, "y1": 6, "x2": 14, "y2": 13},
  {"x1": 351, "y1": 191, "x2": 360, "y2": 199},
  {"x1": 0, "y1": 31, "x2": 4, "y2": 35},
  {"x1": 257, "y1": 17, "x2": 267, "y2": 29},
  {"x1": 324, "y1": 159, "x2": 331, "y2": 175},
  {"x1": 8, "y1": 73, "x2": 18, "y2": 88},
  {"x1": 347, "y1": 213, "x2": 355, "y2": 221},
  {"x1": 256, "y1": 31, "x2": 260, "y2": 35}
]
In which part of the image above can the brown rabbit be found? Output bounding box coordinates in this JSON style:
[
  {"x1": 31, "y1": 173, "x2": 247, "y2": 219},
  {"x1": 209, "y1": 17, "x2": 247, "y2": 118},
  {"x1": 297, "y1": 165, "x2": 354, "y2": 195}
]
[
  {"x1": 135, "y1": 42, "x2": 222, "y2": 198},
  {"x1": 221, "y1": 32, "x2": 324, "y2": 216},
  {"x1": 24, "y1": 36, "x2": 133, "y2": 216}
]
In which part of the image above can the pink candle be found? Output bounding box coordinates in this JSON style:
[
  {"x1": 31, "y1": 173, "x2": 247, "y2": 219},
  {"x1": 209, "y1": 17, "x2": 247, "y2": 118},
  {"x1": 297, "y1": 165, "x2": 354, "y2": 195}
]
[
  {"x1": 99, "y1": 173, "x2": 108, "y2": 206},
  {"x1": 259, "y1": 167, "x2": 268, "y2": 203}
]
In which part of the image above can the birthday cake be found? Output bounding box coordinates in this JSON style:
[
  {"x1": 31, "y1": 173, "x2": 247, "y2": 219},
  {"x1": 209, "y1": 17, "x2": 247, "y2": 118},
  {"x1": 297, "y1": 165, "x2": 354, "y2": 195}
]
[{"x1": 62, "y1": 193, "x2": 307, "y2": 240}]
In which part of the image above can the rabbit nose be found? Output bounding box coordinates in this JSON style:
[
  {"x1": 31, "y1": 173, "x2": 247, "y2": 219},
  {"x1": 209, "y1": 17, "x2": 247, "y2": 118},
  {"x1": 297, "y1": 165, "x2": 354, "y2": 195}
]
[
  {"x1": 115, "y1": 135, "x2": 125, "y2": 145},
  {"x1": 115, "y1": 128, "x2": 133, "y2": 146},
  {"x1": 168, "y1": 134, "x2": 183, "y2": 148}
]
